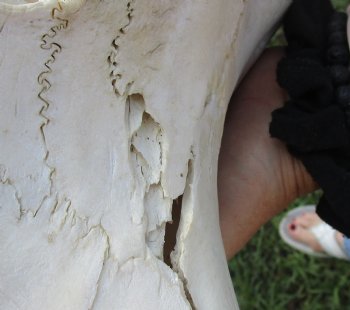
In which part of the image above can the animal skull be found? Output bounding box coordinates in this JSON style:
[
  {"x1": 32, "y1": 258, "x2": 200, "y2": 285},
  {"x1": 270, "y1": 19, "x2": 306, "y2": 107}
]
[{"x1": 0, "y1": 0, "x2": 290, "y2": 309}]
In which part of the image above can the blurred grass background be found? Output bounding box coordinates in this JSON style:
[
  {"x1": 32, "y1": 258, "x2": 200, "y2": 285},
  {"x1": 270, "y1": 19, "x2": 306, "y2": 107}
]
[
  {"x1": 229, "y1": 192, "x2": 350, "y2": 309},
  {"x1": 228, "y1": 1, "x2": 350, "y2": 309}
]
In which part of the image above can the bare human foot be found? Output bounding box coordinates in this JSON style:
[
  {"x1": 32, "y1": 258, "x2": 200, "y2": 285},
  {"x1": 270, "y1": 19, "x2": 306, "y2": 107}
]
[
  {"x1": 288, "y1": 212, "x2": 345, "y2": 253},
  {"x1": 218, "y1": 48, "x2": 318, "y2": 259}
]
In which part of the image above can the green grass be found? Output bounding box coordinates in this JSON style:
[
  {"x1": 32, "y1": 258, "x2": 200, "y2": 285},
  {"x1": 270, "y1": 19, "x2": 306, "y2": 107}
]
[
  {"x1": 333, "y1": 0, "x2": 349, "y2": 10},
  {"x1": 229, "y1": 192, "x2": 350, "y2": 309},
  {"x1": 229, "y1": 1, "x2": 350, "y2": 308}
]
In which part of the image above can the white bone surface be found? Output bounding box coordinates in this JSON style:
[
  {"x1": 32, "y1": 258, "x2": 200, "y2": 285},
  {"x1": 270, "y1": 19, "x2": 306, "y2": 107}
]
[{"x1": 0, "y1": 0, "x2": 290, "y2": 309}]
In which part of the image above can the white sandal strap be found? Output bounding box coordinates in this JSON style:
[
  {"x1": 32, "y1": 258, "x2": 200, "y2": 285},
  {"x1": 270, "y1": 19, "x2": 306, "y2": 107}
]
[{"x1": 310, "y1": 223, "x2": 348, "y2": 260}]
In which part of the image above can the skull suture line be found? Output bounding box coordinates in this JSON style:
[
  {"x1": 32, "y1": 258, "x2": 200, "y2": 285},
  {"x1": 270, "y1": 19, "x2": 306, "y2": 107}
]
[{"x1": 0, "y1": 0, "x2": 290, "y2": 309}]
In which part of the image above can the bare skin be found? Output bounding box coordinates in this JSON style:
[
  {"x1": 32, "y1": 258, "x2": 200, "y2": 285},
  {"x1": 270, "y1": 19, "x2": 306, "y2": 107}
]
[
  {"x1": 218, "y1": 48, "x2": 318, "y2": 259},
  {"x1": 288, "y1": 212, "x2": 344, "y2": 252}
]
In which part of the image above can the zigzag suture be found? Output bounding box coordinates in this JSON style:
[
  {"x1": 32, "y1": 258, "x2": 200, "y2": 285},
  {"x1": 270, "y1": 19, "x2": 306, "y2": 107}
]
[
  {"x1": 36, "y1": 1, "x2": 69, "y2": 217},
  {"x1": 108, "y1": 0, "x2": 135, "y2": 96}
]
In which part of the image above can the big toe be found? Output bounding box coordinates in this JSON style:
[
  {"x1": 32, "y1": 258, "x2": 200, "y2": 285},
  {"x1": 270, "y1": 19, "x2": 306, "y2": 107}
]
[
  {"x1": 293, "y1": 212, "x2": 322, "y2": 228},
  {"x1": 289, "y1": 224, "x2": 323, "y2": 252}
]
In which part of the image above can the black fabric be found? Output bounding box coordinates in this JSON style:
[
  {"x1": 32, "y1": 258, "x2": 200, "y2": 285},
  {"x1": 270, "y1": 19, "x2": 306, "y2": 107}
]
[
  {"x1": 270, "y1": 0, "x2": 350, "y2": 236},
  {"x1": 283, "y1": 0, "x2": 334, "y2": 56},
  {"x1": 277, "y1": 56, "x2": 333, "y2": 106},
  {"x1": 270, "y1": 104, "x2": 350, "y2": 152}
]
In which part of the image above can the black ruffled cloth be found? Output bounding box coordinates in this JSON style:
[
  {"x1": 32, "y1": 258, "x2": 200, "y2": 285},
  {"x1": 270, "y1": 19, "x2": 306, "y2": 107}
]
[{"x1": 270, "y1": 0, "x2": 350, "y2": 236}]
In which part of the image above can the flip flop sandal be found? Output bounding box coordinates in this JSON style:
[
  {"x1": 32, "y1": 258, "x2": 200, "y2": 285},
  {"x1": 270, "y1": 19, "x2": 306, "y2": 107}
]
[{"x1": 279, "y1": 205, "x2": 349, "y2": 260}]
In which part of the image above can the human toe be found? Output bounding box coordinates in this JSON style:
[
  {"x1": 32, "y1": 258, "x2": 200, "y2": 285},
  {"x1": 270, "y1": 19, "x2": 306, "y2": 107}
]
[
  {"x1": 293, "y1": 212, "x2": 322, "y2": 228},
  {"x1": 288, "y1": 223, "x2": 323, "y2": 252}
]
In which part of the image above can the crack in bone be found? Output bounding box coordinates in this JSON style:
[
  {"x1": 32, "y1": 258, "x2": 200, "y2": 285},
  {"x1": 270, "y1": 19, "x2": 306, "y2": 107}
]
[
  {"x1": 33, "y1": 195, "x2": 52, "y2": 218},
  {"x1": 131, "y1": 112, "x2": 163, "y2": 187},
  {"x1": 0, "y1": 0, "x2": 293, "y2": 308},
  {"x1": 88, "y1": 226, "x2": 111, "y2": 310},
  {"x1": 48, "y1": 198, "x2": 73, "y2": 241},
  {"x1": 170, "y1": 158, "x2": 195, "y2": 309},
  {"x1": 0, "y1": 164, "x2": 8, "y2": 183},
  {"x1": 128, "y1": 94, "x2": 171, "y2": 258},
  {"x1": 0, "y1": 165, "x2": 24, "y2": 220},
  {"x1": 144, "y1": 184, "x2": 172, "y2": 259},
  {"x1": 127, "y1": 92, "x2": 192, "y2": 307}
]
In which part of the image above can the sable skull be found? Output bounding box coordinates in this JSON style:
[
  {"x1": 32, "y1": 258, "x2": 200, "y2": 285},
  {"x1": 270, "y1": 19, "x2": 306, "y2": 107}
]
[{"x1": 0, "y1": 0, "x2": 290, "y2": 309}]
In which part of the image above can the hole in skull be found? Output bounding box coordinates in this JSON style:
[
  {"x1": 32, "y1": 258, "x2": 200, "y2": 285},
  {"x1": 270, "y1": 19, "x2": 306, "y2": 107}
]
[{"x1": 164, "y1": 195, "x2": 182, "y2": 267}]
